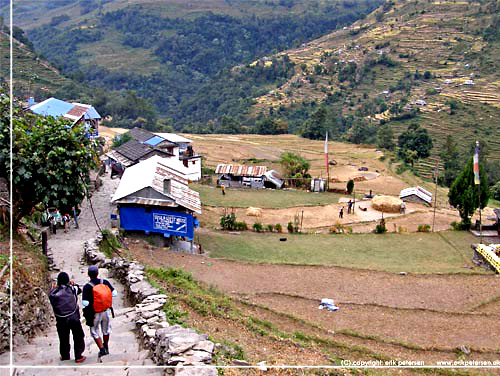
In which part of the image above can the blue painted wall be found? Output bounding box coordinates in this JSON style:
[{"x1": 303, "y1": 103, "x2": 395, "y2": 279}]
[{"x1": 119, "y1": 206, "x2": 196, "y2": 239}]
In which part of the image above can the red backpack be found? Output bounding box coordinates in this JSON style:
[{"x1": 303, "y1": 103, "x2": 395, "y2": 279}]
[{"x1": 90, "y1": 279, "x2": 112, "y2": 313}]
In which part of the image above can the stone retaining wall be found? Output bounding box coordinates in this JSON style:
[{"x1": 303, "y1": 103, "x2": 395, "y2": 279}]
[{"x1": 84, "y1": 234, "x2": 217, "y2": 375}]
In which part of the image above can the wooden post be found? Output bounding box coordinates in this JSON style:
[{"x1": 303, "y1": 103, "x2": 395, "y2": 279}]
[{"x1": 41, "y1": 229, "x2": 48, "y2": 256}]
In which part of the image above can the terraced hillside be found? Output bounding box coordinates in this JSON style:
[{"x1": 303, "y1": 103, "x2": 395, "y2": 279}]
[
  {"x1": 0, "y1": 30, "x2": 72, "y2": 99},
  {"x1": 253, "y1": 0, "x2": 500, "y2": 162}
]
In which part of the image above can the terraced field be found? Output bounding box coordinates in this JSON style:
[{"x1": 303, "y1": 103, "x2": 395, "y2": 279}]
[{"x1": 252, "y1": 0, "x2": 500, "y2": 159}]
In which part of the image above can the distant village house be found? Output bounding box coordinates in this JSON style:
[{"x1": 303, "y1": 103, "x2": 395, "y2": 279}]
[
  {"x1": 106, "y1": 127, "x2": 202, "y2": 181},
  {"x1": 29, "y1": 97, "x2": 101, "y2": 138},
  {"x1": 216, "y1": 164, "x2": 283, "y2": 189}
]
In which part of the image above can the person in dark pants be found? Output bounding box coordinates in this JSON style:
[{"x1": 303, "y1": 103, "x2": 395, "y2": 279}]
[
  {"x1": 339, "y1": 207, "x2": 344, "y2": 218},
  {"x1": 49, "y1": 272, "x2": 86, "y2": 363}
]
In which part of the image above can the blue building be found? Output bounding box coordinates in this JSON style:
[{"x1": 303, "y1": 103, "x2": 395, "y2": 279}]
[
  {"x1": 111, "y1": 156, "x2": 201, "y2": 241},
  {"x1": 29, "y1": 97, "x2": 101, "y2": 138}
]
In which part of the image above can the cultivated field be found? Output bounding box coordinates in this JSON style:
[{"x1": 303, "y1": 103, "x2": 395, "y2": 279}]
[{"x1": 113, "y1": 132, "x2": 500, "y2": 369}]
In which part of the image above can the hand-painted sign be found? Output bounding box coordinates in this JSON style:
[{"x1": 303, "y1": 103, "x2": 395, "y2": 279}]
[{"x1": 153, "y1": 213, "x2": 187, "y2": 233}]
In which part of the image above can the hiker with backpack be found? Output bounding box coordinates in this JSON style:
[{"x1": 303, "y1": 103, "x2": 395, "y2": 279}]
[
  {"x1": 48, "y1": 272, "x2": 86, "y2": 363},
  {"x1": 82, "y1": 265, "x2": 117, "y2": 358}
]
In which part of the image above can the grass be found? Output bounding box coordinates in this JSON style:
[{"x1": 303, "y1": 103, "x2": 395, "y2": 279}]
[
  {"x1": 489, "y1": 198, "x2": 500, "y2": 208},
  {"x1": 192, "y1": 183, "x2": 343, "y2": 208},
  {"x1": 199, "y1": 230, "x2": 490, "y2": 274}
]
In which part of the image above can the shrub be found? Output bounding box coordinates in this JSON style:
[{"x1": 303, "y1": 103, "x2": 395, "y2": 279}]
[
  {"x1": 287, "y1": 222, "x2": 294, "y2": 233},
  {"x1": 220, "y1": 213, "x2": 236, "y2": 231},
  {"x1": 451, "y1": 221, "x2": 470, "y2": 231},
  {"x1": 491, "y1": 182, "x2": 500, "y2": 200},
  {"x1": 275, "y1": 223, "x2": 283, "y2": 233},
  {"x1": 417, "y1": 224, "x2": 431, "y2": 232},
  {"x1": 253, "y1": 223, "x2": 263, "y2": 232},
  {"x1": 266, "y1": 224, "x2": 274, "y2": 232},
  {"x1": 234, "y1": 221, "x2": 248, "y2": 231},
  {"x1": 346, "y1": 179, "x2": 354, "y2": 194},
  {"x1": 398, "y1": 226, "x2": 408, "y2": 234},
  {"x1": 374, "y1": 218, "x2": 387, "y2": 234}
]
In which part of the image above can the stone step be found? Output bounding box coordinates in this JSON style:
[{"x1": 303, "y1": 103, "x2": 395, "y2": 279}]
[{"x1": 13, "y1": 366, "x2": 165, "y2": 376}]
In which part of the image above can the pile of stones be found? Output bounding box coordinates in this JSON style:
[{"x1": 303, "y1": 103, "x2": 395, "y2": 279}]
[{"x1": 83, "y1": 234, "x2": 217, "y2": 374}]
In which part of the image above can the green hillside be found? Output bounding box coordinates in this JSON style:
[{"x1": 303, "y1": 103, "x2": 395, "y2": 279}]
[
  {"x1": 13, "y1": 0, "x2": 382, "y2": 127},
  {"x1": 253, "y1": 0, "x2": 500, "y2": 170},
  {"x1": 0, "y1": 30, "x2": 73, "y2": 99}
]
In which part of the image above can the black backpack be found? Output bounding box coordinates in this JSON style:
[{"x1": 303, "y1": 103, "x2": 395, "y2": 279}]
[{"x1": 49, "y1": 285, "x2": 78, "y2": 318}]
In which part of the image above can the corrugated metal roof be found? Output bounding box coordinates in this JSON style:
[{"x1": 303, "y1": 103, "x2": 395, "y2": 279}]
[
  {"x1": 215, "y1": 164, "x2": 267, "y2": 177},
  {"x1": 30, "y1": 98, "x2": 101, "y2": 120},
  {"x1": 154, "y1": 133, "x2": 192, "y2": 144},
  {"x1": 399, "y1": 186, "x2": 432, "y2": 204},
  {"x1": 112, "y1": 155, "x2": 201, "y2": 214}
]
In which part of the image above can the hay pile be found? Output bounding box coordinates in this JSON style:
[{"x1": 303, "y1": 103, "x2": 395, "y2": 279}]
[
  {"x1": 372, "y1": 195, "x2": 402, "y2": 213},
  {"x1": 246, "y1": 207, "x2": 262, "y2": 217}
]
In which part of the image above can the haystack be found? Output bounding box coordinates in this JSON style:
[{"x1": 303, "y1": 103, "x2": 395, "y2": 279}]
[
  {"x1": 372, "y1": 195, "x2": 402, "y2": 213},
  {"x1": 246, "y1": 207, "x2": 262, "y2": 217}
]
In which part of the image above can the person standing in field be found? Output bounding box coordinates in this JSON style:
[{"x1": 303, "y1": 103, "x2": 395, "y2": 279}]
[
  {"x1": 82, "y1": 265, "x2": 117, "y2": 357},
  {"x1": 339, "y1": 207, "x2": 344, "y2": 218}
]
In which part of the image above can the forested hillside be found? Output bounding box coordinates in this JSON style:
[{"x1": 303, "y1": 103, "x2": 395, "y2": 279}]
[{"x1": 12, "y1": 0, "x2": 382, "y2": 128}]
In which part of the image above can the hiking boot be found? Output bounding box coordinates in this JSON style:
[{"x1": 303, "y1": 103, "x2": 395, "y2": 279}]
[
  {"x1": 98, "y1": 348, "x2": 107, "y2": 357},
  {"x1": 75, "y1": 356, "x2": 86, "y2": 364},
  {"x1": 103, "y1": 344, "x2": 109, "y2": 355}
]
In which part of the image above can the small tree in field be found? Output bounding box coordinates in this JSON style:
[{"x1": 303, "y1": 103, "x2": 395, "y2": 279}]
[
  {"x1": 346, "y1": 179, "x2": 354, "y2": 194},
  {"x1": 448, "y1": 157, "x2": 489, "y2": 226}
]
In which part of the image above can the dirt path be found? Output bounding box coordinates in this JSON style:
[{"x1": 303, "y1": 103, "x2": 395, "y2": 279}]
[{"x1": 11, "y1": 172, "x2": 162, "y2": 375}]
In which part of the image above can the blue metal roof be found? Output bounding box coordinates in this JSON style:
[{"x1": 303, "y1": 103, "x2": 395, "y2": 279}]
[
  {"x1": 84, "y1": 106, "x2": 101, "y2": 119},
  {"x1": 30, "y1": 98, "x2": 74, "y2": 118},
  {"x1": 144, "y1": 136, "x2": 165, "y2": 146}
]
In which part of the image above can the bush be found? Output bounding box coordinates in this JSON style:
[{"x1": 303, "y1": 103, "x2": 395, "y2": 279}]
[
  {"x1": 287, "y1": 222, "x2": 294, "y2": 233},
  {"x1": 491, "y1": 182, "x2": 500, "y2": 200},
  {"x1": 234, "y1": 221, "x2": 248, "y2": 231},
  {"x1": 253, "y1": 223, "x2": 263, "y2": 232},
  {"x1": 374, "y1": 218, "x2": 387, "y2": 234},
  {"x1": 346, "y1": 179, "x2": 354, "y2": 194},
  {"x1": 451, "y1": 221, "x2": 470, "y2": 231},
  {"x1": 275, "y1": 223, "x2": 283, "y2": 233},
  {"x1": 220, "y1": 213, "x2": 236, "y2": 231},
  {"x1": 417, "y1": 224, "x2": 431, "y2": 232},
  {"x1": 266, "y1": 224, "x2": 274, "y2": 232}
]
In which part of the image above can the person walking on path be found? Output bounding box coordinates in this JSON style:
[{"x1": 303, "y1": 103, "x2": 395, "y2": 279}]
[
  {"x1": 347, "y1": 200, "x2": 352, "y2": 214},
  {"x1": 48, "y1": 272, "x2": 86, "y2": 363},
  {"x1": 339, "y1": 207, "x2": 344, "y2": 219},
  {"x1": 82, "y1": 265, "x2": 117, "y2": 358}
]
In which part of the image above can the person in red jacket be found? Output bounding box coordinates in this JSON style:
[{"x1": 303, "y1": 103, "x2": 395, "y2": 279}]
[{"x1": 82, "y1": 265, "x2": 117, "y2": 357}]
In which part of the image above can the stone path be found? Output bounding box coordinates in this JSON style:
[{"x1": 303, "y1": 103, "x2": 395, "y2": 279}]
[{"x1": 11, "y1": 171, "x2": 164, "y2": 375}]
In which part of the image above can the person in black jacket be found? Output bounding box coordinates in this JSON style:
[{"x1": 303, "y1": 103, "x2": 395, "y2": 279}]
[{"x1": 48, "y1": 272, "x2": 86, "y2": 363}]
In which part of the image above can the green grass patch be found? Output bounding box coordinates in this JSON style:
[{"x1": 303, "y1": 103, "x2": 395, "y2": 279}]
[
  {"x1": 192, "y1": 183, "x2": 343, "y2": 208},
  {"x1": 489, "y1": 198, "x2": 500, "y2": 208},
  {"x1": 200, "y1": 231, "x2": 489, "y2": 274},
  {"x1": 99, "y1": 230, "x2": 122, "y2": 258}
]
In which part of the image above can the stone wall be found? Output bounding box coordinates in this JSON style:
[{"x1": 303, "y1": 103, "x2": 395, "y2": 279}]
[
  {"x1": 84, "y1": 234, "x2": 217, "y2": 375},
  {"x1": 0, "y1": 292, "x2": 9, "y2": 353}
]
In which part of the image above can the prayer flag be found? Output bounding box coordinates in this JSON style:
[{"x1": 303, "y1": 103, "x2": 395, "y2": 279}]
[{"x1": 473, "y1": 141, "x2": 480, "y2": 185}]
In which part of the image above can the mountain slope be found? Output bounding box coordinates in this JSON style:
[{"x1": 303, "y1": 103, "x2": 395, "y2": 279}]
[
  {"x1": 16, "y1": 0, "x2": 383, "y2": 126},
  {"x1": 254, "y1": 0, "x2": 500, "y2": 163}
]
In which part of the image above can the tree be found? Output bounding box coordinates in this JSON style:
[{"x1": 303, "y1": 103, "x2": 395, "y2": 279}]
[
  {"x1": 346, "y1": 179, "x2": 354, "y2": 194},
  {"x1": 347, "y1": 118, "x2": 376, "y2": 145},
  {"x1": 279, "y1": 152, "x2": 310, "y2": 187},
  {"x1": 448, "y1": 157, "x2": 490, "y2": 225},
  {"x1": 439, "y1": 135, "x2": 460, "y2": 187},
  {"x1": 112, "y1": 133, "x2": 132, "y2": 148},
  {"x1": 376, "y1": 123, "x2": 394, "y2": 150},
  {"x1": 0, "y1": 94, "x2": 97, "y2": 228},
  {"x1": 398, "y1": 123, "x2": 433, "y2": 159},
  {"x1": 301, "y1": 107, "x2": 327, "y2": 140}
]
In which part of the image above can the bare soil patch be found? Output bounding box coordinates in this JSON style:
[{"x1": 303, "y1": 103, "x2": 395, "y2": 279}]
[{"x1": 129, "y1": 244, "x2": 500, "y2": 365}]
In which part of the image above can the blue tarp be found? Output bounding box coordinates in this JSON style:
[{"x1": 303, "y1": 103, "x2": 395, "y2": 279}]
[{"x1": 119, "y1": 206, "x2": 195, "y2": 239}]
